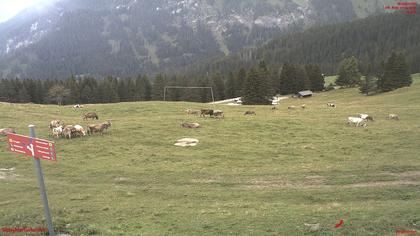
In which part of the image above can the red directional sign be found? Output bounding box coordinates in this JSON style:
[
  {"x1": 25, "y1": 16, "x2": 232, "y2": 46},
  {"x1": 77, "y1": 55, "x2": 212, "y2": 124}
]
[{"x1": 7, "y1": 133, "x2": 57, "y2": 162}]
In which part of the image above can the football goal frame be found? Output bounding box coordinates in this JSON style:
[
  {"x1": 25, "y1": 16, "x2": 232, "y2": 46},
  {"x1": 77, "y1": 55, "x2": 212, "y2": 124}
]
[{"x1": 163, "y1": 86, "x2": 215, "y2": 103}]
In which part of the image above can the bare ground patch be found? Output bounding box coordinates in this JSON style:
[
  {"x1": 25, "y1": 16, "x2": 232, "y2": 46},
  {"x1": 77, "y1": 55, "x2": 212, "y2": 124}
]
[{"x1": 0, "y1": 167, "x2": 19, "y2": 181}]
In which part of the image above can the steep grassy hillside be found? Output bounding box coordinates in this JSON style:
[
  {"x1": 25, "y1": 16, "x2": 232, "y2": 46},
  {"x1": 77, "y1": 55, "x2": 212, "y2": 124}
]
[{"x1": 1, "y1": 78, "x2": 419, "y2": 235}]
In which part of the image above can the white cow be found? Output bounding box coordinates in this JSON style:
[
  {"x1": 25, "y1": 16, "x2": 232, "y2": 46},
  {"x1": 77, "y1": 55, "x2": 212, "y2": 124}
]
[
  {"x1": 388, "y1": 114, "x2": 400, "y2": 120},
  {"x1": 74, "y1": 125, "x2": 86, "y2": 136},
  {"x1": 359, "y1": 114, "x2": 374, "y2": 121},
  {"x1": 347, "y1": 117, "x2": 367, "y2": 127},
  {"x1": 52, "y1": 126, "x2": 63, "y2": 139}
]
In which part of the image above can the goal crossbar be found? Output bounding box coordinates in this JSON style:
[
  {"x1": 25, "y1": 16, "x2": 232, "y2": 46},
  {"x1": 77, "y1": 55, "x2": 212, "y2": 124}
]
[{"x1": 163, "y1": 86, "x2": 214, "y2": 102}]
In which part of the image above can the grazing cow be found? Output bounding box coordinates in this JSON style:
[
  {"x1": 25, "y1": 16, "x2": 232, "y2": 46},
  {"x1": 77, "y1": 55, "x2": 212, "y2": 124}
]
[
  {"x1": 347, "y1": 117, "x2": 367, "y2": 127},
  {"x1": 73, "y1": 104, "x2": 84, "y2": 109},
  {"x1": 0, "y1": 128, "x2": 15, "y2": 136},
  {"x1": 186, "y1": 109, "x2": 199, "y2": 115},
  {"x1": 213, "y1": 110, "x2": 224, "y2": 118},
  {"x1": 359, "y1": 114, "x2": 374, "y2": 121},
  {"x1": 83, "y1": 112, "x2": 99, "y2": 120},
  {"x1": 288, "y1": 106, "x2": 296, "y2": 110},
  {"x1": 388, "y1": 114, "x2": 400, "y2": 120},
  {"x1": 52, "y1": 126, "x2": 63, "y2": 139},
  {"x1": 62, "y1": 125, "x2": 76, "y2": 139},
  {"x1": 181, "y1": 122, "x2": 200, "y2": 129},
  {"x1": 74, "y1": 125, "x2": 86, "y2": 136},
  {"x1": 200, "y1": 109, "x2": 214, "y2": 117},
  {"x1": 87, "y1": 120, "x2": 112, "y2": 135},
  {"x1": 49, "y1": 120, "x2": 63, "y2": 129},
  {"x1": 271, "y1": 106, "x2": 277, "y2": 110},
  {"x1": 244, "y1": 111, "x2": 256, "y2": 115},
  {"x1": 301, "y1": 104, "x2": 306, "y2": 109},
  {"x1": 327, "y1": 102, "x2": 336, "y2": 108}
]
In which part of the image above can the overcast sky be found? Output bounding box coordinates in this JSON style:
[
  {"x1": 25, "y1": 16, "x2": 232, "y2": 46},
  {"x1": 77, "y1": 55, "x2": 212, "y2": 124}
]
[{"x1": 0, "y1": 0, "x2": 47, "y2": 23}]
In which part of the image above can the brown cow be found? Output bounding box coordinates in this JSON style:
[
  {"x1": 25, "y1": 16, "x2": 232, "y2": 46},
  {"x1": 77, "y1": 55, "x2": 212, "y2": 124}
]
[
  {"x1": 62, "y1": 125, "x2": 76, "y2": 139},
  {"x1": 200, "y1": 109, "x2": 214, "y2": 117},
  {"x1": 244, "y1": 111, "x2": 256, "y2": 115},
  {"x1": 87, "y1": 120, "x2": 112, "y2": 135},
  {"x1": 83, "y1": 112, "x2": 99, "y2": 120},
  {"x1": 49, "y1": 120, "x2": 63, "y2": 129}
]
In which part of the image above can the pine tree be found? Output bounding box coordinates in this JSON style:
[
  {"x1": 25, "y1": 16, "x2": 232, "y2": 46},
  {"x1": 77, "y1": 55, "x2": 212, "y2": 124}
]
[
  {"x1": 279, "y1": 63, "x2": 294, "y2": 95},
  {"x1": 359, "y1": 64, "x2": 378, "y2": 96},
  {"x1": 18, "y1": 86, "x2": 31, "y2": 103},
  {"x1": 257, "y1": 61, "x2": 274, "y2": 98},
  {"x1": 212, "y1": 74, "x2": 226, "y2": 101},
  {"x1": 236, "y1": 68, "x2": 247, "y2": 96},
  {"x1": 225, "y1": 72, "x2": 236, "y2": 99},
  {"x1": 102, "y1": 76, "x2": 120, "y2": 103},
  {"x1": 305, "y1": 64, "x2": 325, "y2": 91},
  {"x1": 378, "y1": 52, "x2": 412, "y2": 92},
  {"x1": 152, "y1": 74, "x2": 166, "y2": 101},
  {"x1": 336, "y1": 57, "x2": 362, "y2": 87},
  {"x1": 359, "y1": 75, "x2": 378, "y2": 96},
  {"x1": 80, "y1": 85, "x2": 94, "y2": 103},
  {"x1": 242, "y1": 67, "x2": 271, "y2": 105}
]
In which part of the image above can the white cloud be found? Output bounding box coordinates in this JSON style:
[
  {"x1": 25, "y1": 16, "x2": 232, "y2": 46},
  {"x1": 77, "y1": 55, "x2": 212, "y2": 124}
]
[{"x1": 0, "y1": 0, "x2": 52, "y2": 23}]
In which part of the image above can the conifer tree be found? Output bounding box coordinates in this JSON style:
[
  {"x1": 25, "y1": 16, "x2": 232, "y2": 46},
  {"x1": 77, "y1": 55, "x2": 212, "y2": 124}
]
[
  {"x1": 305, "y1": 64, "x2": 325, "y2": 91},
  {"x1": 242, "y1": 67, "x2": 271, "y2": 105},
  {"x1": 225, "y1": 72, "x2": 237, "y2": 99},
  {"x1": 152, "y1": 74, "x2": 166, "y2": 101},
  {"x1": 18, "y1": 86, "x2": 31, "y2": 103},
  {"x1": 336, "y1": 56, "x2": 362, "y2": 87},
  {"x1": 378, "y1": 52, "x2": 412, "y2": 92}
]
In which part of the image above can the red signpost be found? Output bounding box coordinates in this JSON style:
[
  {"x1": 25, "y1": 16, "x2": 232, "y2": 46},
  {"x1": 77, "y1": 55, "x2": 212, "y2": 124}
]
[
  {"x1": 7, "y1": 133, "x2": 56, "y2": 161},
  {"x1": 6, "y1": 125, "x2": 56, "y2": 236}
]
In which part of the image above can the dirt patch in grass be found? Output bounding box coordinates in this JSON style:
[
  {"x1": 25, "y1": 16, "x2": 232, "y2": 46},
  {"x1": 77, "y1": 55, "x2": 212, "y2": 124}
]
[
  {"x1": 242, "y1": 172, "x2": 420, "y2": 189},
  {"x1": 0, "y1": 167, "x2": 19, "y2": 181}
]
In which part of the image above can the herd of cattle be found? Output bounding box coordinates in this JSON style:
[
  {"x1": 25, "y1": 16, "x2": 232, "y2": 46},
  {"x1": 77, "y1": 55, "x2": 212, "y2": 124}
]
[
  {"x1": 0, "y1": 101, "x2": 403, "y2": 139},
  {"x1": 183, "y1": 103, "x2": 400, "y2": 129},
  {"x1": 49, "y1": 112, "x2": 112, "y2": 139}
]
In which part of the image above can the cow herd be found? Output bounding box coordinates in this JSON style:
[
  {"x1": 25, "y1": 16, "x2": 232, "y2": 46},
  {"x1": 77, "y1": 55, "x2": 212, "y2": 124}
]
[
  {"x1": 48, "y1": 112, "x2": 112, "y2": 139},
  {"x1": 185, "y1": 102, "x2": 400, "y2": 130}
]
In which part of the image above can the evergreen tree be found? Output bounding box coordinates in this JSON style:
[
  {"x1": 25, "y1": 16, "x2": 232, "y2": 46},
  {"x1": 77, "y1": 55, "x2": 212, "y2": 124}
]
[
  {"x1": 257, "y1": 61, "x2": 275, "y2": 98},
  {"x1": 152, "y1": 74, "x2": 166, "y2": 101},
  {"x1": 225, "y1": 72, "x2": 236, "y2": 98},
  {"x1": 102, "y1": 76, "x2": 120, "y2": 103},
  {"x1": 336, "y1": 56, "x2": 362, "y2": 87},
  {"x1": 80, "y1": 85, "x2": 94, "y2": 103},
  {"x1": 359, "y1": 75, "x2": 378, "y2": 96},
  {"x1": 279, "y1": 63, "x2": 294, "y2": 95},
  {"x1": 236, "y1": 68, "x2": 247, "y2": 96},
  {"x1": 305, "y1": 64, "x2": 325, "y2": 91},
  {"x1": 66, "y1": 75, "x2": 80, "y2": 104},
  {"x1": 359, "y1": 64, "x2": 378, "y2": 96},
  {"x1": 212, "y1": 74, "x2": 226, "y2": 101},
  {"x1": 18, "y1": 86, "x2": 31, "y2": 103},
  {"x1": 378, "y1": 52, "x2": 412, "y2": 92},
  {"x1": 242, "y1": 67, "x2": 271, "y2": 105}
]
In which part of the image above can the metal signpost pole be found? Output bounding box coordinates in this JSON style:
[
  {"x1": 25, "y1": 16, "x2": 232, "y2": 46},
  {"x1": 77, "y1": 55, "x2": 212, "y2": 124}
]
[{"x1": 29, "y1": 125, "x2": 55, "y2": 236}]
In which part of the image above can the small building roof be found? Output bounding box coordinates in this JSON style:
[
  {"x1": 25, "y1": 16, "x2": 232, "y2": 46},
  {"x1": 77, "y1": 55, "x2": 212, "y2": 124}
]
[{"x1": 297, "y1": 90, "x2": 313, "y2": 96}]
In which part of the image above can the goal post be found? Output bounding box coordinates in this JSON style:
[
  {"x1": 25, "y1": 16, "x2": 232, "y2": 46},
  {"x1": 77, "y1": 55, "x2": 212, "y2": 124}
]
[{"x1": 163, "y1": 86, "x2": 215, "y2": 103}]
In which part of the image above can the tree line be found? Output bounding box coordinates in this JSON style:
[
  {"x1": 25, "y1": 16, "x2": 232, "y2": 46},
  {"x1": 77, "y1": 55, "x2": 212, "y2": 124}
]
[
  {"x1": 0, "y1": 52, "x2": 412, "y2": 105},
  {"x1": 0, "y1": 61, "x2": 325, "y2": 105},
  {"x1": 183, "y1": 12, "x2": 420, "y2": 79}
]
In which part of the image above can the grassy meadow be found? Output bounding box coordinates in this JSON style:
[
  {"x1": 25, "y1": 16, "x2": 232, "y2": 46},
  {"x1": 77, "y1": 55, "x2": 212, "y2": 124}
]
[{"x1": 1, "y1": 75, "x2": 420, "y2": 235}]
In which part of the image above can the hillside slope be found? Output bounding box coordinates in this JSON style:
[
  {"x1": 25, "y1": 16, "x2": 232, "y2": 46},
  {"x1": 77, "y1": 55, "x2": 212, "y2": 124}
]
[
  {"x1": 0, "y1": 0, "x2": 394, "y2": 79},
  {"x1": 1, "y1": 77, "x2": 420, "y2": 235},
  {"x1": 184, "y1": 12, "x2": 420, "y2": 77}
]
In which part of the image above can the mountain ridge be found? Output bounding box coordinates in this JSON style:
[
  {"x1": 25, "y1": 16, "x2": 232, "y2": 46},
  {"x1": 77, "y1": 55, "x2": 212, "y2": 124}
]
[{"x1": 0, "y1": 0, "x2": 394, "y2": 79}]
